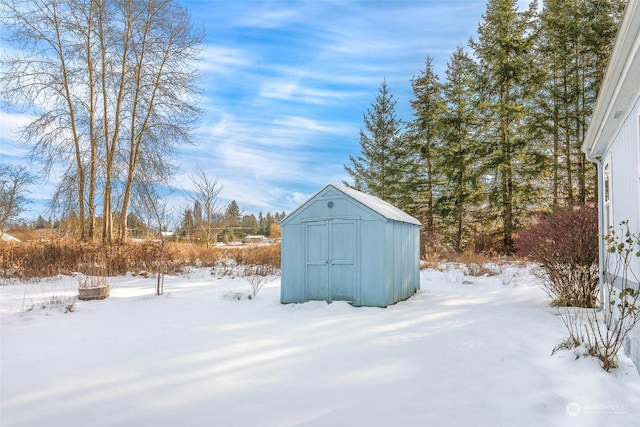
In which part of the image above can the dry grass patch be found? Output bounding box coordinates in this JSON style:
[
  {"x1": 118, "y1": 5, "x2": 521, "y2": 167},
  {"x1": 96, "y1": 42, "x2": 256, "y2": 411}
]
[
  {"x1": 422, "y1": 249, "x2": 501, "y2": 277},
  {"x1": 1, "y1": 240, "x2": 281, "y2": 280}
]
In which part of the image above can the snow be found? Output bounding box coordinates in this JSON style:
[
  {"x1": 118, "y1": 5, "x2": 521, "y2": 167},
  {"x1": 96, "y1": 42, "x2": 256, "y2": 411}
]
[
  {"x1": 0, "y1": 232, "x2": 20, "y2": 242},
  {"x1": 1, "y1": 264, "x2": 639, "y2": 427}
]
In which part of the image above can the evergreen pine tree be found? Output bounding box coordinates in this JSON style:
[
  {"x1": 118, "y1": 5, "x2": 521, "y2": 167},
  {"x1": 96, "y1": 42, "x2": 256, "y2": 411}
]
[
  {"x1": 225, "y1": 200, "x2": 241, "y2": 227},
  {"x1": 181, "y1": 208, "x2": 195, "y2": 240},
  {"x1": 241, "y1": 214, "x2": 259, "y2": 235},
  {"x1": 437, "y1": 47, "x2": 483, "y2": 250},
  {"x1": 408, "y1": 56, "x2": 445, "y2": 234},
  {"x1": 470, "y1": 0, "x2": 542, "y2": 250},
  {"x1": 264, "y1": 213, "x2": 275, "y2": 237},
  {"x1": 534, "y1": 0, "x2": 625, "y2": 207},
  {"x1": 344, "y1": 80, "x2": 407, "y2": 206},
  {"x1": 257, "y1": 211, "x2": 264, "y2": 234}
]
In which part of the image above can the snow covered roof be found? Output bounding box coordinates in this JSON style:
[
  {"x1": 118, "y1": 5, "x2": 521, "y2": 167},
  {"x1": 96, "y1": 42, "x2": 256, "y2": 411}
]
[
  {"x1": 0, "y1": 232, "x2": 20, "y2": 242},
  {"x1": 283, "y1": 183, "x2": 421, "y2": 226},
  {"x1": 330, "y1": 184, "x2": 421, "y2": 226}
]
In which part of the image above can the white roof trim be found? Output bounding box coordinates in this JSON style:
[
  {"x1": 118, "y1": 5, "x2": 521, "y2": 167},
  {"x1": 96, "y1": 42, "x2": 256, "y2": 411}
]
[{"x1": 583, "y1": 1, "x2": 640, "y2": 157}]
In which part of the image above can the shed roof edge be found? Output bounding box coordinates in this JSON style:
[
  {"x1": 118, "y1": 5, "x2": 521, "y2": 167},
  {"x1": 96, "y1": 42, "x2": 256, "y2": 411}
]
[{"x1": 280, "y1": 183, "x2": 421, "y2": 226}]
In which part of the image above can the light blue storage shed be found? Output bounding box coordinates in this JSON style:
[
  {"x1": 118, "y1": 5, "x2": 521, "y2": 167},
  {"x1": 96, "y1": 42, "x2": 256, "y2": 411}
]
[{"x1": 280, "y1": 183, "x2": 421, "y2": 307}]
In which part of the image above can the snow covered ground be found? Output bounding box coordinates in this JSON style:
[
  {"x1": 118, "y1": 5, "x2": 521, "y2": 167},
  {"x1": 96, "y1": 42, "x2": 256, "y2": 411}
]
[{"x1": 1, "y1": 264, "x2": 639, "y2": 427}]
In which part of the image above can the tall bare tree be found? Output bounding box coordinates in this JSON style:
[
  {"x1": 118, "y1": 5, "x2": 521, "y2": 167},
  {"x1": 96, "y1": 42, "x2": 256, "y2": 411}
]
[
  {"x1": 0, "y1": 0, "x2": 205, "y2": 242},
  {"x1": 189, "y1": 167, "x2": 225, "y2": 247}
]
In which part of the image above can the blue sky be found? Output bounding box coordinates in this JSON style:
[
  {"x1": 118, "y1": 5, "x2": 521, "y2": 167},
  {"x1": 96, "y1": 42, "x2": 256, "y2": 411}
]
[{"x1": 1, "y1": 0, "x2": 525, "y2": 221}]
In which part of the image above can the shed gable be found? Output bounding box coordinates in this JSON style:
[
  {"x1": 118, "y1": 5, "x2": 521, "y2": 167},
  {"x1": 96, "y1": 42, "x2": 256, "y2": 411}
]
[{"x1": 281, "y1": 184, "x2": 420, "y2": 226}]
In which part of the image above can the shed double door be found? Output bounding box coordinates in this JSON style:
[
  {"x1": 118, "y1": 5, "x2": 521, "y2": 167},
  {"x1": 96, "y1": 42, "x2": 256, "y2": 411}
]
[{"x1": 305, "y1": 219, "x2": 357, "y2": 302}]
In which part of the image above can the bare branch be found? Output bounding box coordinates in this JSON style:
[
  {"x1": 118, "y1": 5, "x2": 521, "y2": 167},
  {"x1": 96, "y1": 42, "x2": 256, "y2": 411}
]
[{"x1": 0, "y1": 164, "x2": 33, "y2": 229}]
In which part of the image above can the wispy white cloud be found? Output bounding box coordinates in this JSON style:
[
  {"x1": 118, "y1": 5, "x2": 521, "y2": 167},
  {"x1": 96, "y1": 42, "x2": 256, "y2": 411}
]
[
  {"x1": 199, "y1": 45, "x2": 251, "y2": 75},
  {"x1": 258, "y1": 80, "x2": 348, "y2": 104},
  {"x1": 0, "y1": 111, "x2": 32, "y2": 161},
  {"x1": 175, "y1": 105, "x2": 356, "y2": 214},
  {"x1": 0, "y1": 110, "x2": 29, "y2": 140},
  {"x1": 177, "y1": 138, "x2": 323, "y2": 214},
  {"x1": 236, "y1": 9, "x2": 300, "y2": 29},
  {"x1": 271, "y1": 116, "x2": 355, "y2": 137}
]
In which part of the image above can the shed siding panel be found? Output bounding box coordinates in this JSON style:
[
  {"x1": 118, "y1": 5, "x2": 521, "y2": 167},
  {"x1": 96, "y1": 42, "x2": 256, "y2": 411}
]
[
  {"x1": 281, "y1": 225, "x2": 306, "y2": 303},
  {"x1": 384, "y1": 223, "x2": 393, "y2": 306},
  {"x1": 305, "y1": 221, "x2": 329, "y2": 301},
  {"x1": 360, "y1": 221, "x2": 385, "y2": 306},
  {"x1": 393, "y1": 224, "x2": 403, "y2": 303},
  {"x1": 409, "y1": 224, "x2": 416, "y2": 294},
  {"x1": 403, "y1": 224, "x2": 409, "y2": 298},
  {"x1": 413, "y1": 225, "x2": 421, "y2": 293},
  {"x1": 383, "y1": 221, "x2": 420, "y2": 306},
  {"x1": 329, "y1": 219, "x2": 357, "y2": 302}
]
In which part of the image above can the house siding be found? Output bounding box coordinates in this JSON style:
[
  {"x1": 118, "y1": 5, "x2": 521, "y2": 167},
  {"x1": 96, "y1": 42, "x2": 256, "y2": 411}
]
[
  {"x1": 594, "y1": 88, "x2": 640, "y2": 377},
  {"x1": 606, "y1": 97, "x2": 640, "y2": 372},
  {"x1": 582, "y1": 0, "x2": 640, "y2": 374},
  {"x1": 606, "y1": 96, "x2": 640, "y2": 284}
]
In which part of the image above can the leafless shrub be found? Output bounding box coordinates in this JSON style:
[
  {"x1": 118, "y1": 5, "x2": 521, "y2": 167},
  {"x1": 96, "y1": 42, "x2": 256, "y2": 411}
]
[
  {"x1": 21, "y1": 281, "x2": 76, "y2": 314},
  {"x1": 553, "y1": 221, "x2": 640, "y2": 371},
  {"x1": 241, "y1": 264, "x2": 280, "y2": 296},
  {"x1": 583, "y1": 222, "x2": 640, "y2": 371},
  {"x1": 552, "y1": 306, "x2": 587, "y2": 356},
  {"x1": 516, "y1": 205, "x2": 599, "y2": 307},
  {"x1": 456, "y1": 251, "x2": 496, "y2": 277}
]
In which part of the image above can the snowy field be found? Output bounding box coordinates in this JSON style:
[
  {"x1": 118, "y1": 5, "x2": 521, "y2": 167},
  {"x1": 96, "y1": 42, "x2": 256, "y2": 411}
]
[{"x1": 1, "y1": 264, "x2": 639, "y2": 427}]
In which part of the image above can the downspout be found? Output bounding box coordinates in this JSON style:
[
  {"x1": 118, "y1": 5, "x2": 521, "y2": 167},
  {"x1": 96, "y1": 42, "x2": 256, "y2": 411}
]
[{"x1": 584, "y1": 150, "x2": 606, "y2": 308}]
